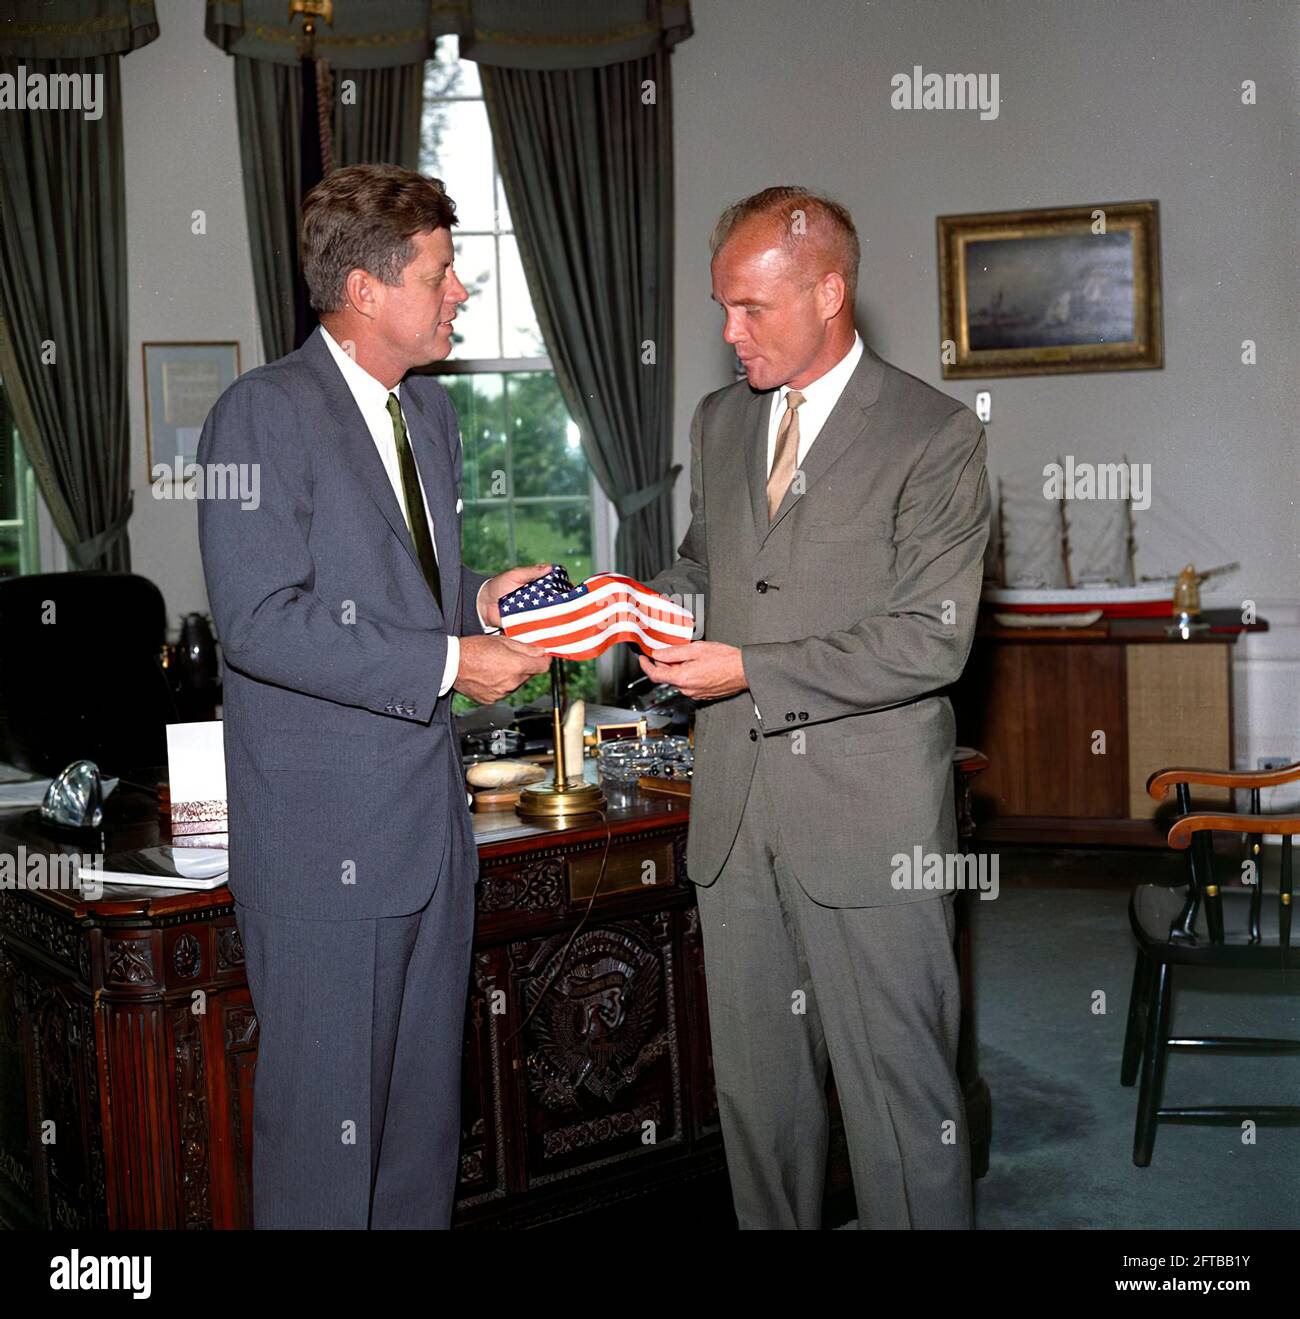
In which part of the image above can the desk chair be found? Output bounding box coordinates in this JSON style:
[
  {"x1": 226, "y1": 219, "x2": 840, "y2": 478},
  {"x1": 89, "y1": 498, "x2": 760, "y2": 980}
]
[{"x1": 0, "y1": 571, "x2": 178, "y2": 781}]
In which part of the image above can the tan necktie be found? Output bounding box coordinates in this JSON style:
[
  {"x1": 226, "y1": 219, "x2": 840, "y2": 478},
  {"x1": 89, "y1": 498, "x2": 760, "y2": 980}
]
[{"x1": 766, "y1": 388, "x2": 806, "y2": 521}]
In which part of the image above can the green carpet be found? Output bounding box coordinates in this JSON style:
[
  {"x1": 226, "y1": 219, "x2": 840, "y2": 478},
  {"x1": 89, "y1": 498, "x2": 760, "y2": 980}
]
[{"x1": 971, "y1": 875, "x2": 1300, "y2": 1229}]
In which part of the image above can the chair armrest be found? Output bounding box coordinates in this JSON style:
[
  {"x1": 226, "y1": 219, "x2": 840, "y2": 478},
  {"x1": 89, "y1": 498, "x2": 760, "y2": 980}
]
[
  {"x1": 1167, "y1": 813, "x2": 1300, "y2": 849},
  {"x1": 1147, "y1": 762, "x2": 1300, "y2": 801}
]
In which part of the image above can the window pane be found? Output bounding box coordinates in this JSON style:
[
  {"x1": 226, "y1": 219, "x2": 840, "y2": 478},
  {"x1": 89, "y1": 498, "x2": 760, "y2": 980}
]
[
  {"x1": 507, "y1": 372, "x2": 587, "y2": 498},
  {"x1": 429, "y1": 34, "x2": 480, "y2": 98},
  {"x1": 447, "y1": 234, "x2": 499, "y2": 359},
  {"x1": 461, "y1": 500, "x2": 511, "y2": 578},
  {"x1": 421, "y1": 99, "x2": 494, "y2": 231},
  {"x1": 499, "y1": 235, "x2": 544, "y2": 357},
  {"x1": 513, "y1": 500, "x2": 594, "y2": 586},
  {"x1": 442, "y1": 373, "x2": 506, "y2": 502}
]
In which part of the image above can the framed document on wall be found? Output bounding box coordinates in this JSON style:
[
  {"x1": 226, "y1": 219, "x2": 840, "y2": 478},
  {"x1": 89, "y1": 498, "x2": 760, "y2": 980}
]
[
  {"x1": 143, "y1": 341, "x2": 240, "y2": 480},
  {"x1": 937, "y1": 201, "x2": 1162, "y2": 379}
]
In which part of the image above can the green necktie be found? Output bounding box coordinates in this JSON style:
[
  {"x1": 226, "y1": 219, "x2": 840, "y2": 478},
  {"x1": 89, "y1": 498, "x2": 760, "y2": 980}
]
[{"x1": 385, "y1": 392, "x2": 444, "y2": 612}]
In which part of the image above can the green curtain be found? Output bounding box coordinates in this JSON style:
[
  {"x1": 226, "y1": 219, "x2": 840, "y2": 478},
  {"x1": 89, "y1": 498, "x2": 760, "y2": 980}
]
[
  {"x1": 0, "y1": 0, "x2": 158, "y2": 60},
  {"x1": 481, "y1": 48, "x2": 681, "y2": 695},
  {"x1": 0, "y1": 53, "x2": 134, "y2": 569},
  {"x1": 231, "y1": 58, "x2": 426, "y2": 363},
  {"x1": 332, "y1": 64, "x2": 424, "y2": 172},
  {"x1": 0, "y1": 2, "x2": 159, "y2": 570},
  {"x1": 232, "y1": 55, "x2": 302, "y2": 364}
]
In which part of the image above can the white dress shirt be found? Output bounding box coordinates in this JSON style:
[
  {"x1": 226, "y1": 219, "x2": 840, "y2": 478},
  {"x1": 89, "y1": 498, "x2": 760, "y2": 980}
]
[
  {"x1": 752, "y1": 330, "x2": 864, "y2": 722},
  {"x1": 764, "y1": 330, "x2": 864, "y2": 476},
  {"x1": 320, "y1": 326, "x2": 494, "y2": 696}
]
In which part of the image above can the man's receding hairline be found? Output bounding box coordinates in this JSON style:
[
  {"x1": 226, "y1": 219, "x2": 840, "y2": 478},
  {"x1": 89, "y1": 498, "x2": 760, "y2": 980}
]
[{"x1": 714, "y1": 215, "x2": 836, "y2": 288}]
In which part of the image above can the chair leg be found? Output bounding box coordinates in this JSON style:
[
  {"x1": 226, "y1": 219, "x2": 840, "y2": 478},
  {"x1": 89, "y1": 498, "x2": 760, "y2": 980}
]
[
  {"x1": 1120, "y1": 950, "x2": 1154, "y2": 1086},
  {"x1": 1133, "y1": 960, "x2": 1172, "y2": 1167}
]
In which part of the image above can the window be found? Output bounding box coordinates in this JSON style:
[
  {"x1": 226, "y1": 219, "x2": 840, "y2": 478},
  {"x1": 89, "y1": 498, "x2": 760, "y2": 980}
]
[
  {"x1": 420, "y1": 37, "x2": 606, "y2": 713},
  {"x1": 0, "y1": 377, "x2": 40, "y2": 579}
]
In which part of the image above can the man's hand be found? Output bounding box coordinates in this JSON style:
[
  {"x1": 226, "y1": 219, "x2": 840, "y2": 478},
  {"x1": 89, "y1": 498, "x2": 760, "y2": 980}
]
[
  {"x1": 638, "y1": 641, "x2": 748, "y2": 701},
  {"x1": 479, "y1": 562, "x2": 552, "y2": 629},
  {"x1": 455, "y1": 634, "x2": 550, "y2": 705}
]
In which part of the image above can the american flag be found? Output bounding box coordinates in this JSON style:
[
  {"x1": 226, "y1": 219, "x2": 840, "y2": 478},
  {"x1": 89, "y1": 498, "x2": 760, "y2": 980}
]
[{"x1": 499, "y1": 565, "x2": 695, "y2": 660}]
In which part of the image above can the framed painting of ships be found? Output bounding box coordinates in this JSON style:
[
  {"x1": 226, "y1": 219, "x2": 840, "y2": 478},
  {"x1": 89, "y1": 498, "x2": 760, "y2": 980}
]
[{"x1": 937, "y1": 200, "x2": 1163, "y2": 378}]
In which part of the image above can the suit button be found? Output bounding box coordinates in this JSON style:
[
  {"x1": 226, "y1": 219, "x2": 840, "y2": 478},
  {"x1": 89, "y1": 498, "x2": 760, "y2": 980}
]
[
  {"x1": 755, "y1": 580, "x2": 767, "y2": 593},
  {"x1": 749, "y1": 729, "x2": 758, "y2": 741},
  {"x1": 798, "y1": 711, "x2": 808, "y2": 721}
]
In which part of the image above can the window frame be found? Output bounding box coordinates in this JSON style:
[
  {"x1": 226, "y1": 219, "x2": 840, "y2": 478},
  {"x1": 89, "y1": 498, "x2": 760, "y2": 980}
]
[{"x1": 419, "y1": 43, "x2": 617, "y2": 702}]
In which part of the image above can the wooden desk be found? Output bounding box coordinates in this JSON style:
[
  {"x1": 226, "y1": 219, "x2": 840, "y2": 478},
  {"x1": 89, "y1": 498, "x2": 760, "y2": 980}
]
[{"x1": 0, "y1": 762, "x2": 988, "y2": 1229}]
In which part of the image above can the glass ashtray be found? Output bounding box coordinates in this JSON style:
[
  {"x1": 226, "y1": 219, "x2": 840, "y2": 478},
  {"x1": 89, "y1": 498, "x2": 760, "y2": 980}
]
[{"x1": 597, "y1": 736, "x2": 692, "y2": 784}]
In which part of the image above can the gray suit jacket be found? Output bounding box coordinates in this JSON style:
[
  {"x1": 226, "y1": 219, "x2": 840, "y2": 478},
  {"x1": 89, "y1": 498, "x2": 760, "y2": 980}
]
[
  {"x1": 647, "y1": 343, "x2": 990, "y2": 907},
  {"x1": 196, "y1": 329, "x2": 490, "y2": 919}
]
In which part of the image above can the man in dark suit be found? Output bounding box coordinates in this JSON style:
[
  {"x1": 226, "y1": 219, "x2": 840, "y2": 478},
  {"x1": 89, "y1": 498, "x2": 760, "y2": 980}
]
[
  {"x1": 640, "y1": 187, "x2": 990, "y2": 1228},
  {"x1": 197, "y1": 164, "x2": 550, "y2": 1229}
]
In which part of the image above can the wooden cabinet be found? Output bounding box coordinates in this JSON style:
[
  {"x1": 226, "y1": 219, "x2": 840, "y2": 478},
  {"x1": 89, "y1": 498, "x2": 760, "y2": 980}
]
[{"x1": 950, "y1": 610, "x2": 1260, "y2": 846}]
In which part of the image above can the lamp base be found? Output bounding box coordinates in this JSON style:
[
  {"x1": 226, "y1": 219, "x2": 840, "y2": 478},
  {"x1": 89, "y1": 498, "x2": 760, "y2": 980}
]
[{"x1": 515, "y1": 776, "x2": 606, "y2": 822}]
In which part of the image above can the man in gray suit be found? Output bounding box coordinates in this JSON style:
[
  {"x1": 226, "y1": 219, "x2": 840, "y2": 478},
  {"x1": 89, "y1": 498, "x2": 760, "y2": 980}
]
[
  {"x1": 639, "y1": 186, "x2": 990, "y2": 1229},
  {"x1": 197, "y1": 165, "x2": 549, "y2": 1229}
]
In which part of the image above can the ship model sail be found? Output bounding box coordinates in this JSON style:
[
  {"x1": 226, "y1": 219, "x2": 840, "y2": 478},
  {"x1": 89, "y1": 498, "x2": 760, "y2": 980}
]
[{"x1": 982, "y1": 464, "x2": 1237, "y2": 618}]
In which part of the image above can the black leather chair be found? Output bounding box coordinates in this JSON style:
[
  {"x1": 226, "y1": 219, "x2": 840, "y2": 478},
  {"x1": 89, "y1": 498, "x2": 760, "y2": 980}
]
[
  {"x1": 0, "y1": 571, "x2": 178, "y2": 781},
  {"x1": 1121, "y1": 761, "x2": 1300, "y2": 1166}
]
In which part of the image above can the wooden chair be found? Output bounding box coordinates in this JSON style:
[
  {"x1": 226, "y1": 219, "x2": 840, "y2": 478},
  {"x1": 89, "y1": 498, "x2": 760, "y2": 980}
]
[{"x1": 1121, "y1": 761, "x2": 1300, "y2": 1166}]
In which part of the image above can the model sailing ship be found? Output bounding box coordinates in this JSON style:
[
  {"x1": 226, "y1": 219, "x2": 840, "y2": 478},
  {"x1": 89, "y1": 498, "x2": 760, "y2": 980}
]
[{"x1": 982, "y1": 476, "x2": 1237, "y2": 620}]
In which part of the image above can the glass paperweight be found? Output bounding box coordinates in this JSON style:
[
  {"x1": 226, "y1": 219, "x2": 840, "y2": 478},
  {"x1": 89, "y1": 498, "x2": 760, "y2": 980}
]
[{"x1": 40, "y1": 759, "x2": 105, "y2": 829}]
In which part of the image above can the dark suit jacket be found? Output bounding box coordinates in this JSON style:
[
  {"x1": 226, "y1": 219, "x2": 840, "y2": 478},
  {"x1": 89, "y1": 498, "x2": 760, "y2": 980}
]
[
  {"x1": 196, "y1": 328, "x2": 490, "y2": 919},
  {"x1": 646, "y1": 342, "x2": 990, "y2": 906}
]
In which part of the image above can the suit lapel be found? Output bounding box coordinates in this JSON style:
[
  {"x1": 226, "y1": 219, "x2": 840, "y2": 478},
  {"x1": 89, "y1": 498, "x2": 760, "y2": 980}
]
[
  {"x1": 747, "y1": 345, "x2": 888, "y2": 544},
  {"x1": 402, "y1": 384, "x2": 462, "y2": 626},
  {"x1": 301, "y1": 332, "x2": 456, "y2": 621},
  {"x1": 744, "y1": 388, "x2": 773, "y2": 540}
]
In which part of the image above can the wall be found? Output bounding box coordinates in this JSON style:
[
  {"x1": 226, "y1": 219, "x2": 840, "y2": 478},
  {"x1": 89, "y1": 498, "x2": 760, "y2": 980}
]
[
  {"x1": 669, "y1": 0, "x2": 1299, "y2": 783},
  {"x1": 121, "y1": 0, "x2": 262, "y2": 634}
]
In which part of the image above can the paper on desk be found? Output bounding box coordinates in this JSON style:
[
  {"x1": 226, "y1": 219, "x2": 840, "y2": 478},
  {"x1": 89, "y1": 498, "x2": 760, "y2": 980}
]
[{"x1": 80, "y1": 845, "x2": 229, "y2": 890}]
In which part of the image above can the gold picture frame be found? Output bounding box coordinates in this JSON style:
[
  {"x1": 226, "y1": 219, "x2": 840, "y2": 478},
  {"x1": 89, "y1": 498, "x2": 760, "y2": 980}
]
[{"x1": 937, "y1": 200, "x2": 1162, "y2": 378}]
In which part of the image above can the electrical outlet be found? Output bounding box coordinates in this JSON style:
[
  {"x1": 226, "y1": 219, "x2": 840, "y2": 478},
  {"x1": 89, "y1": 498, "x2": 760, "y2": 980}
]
[{"x1": 1256, "y1": 756, "x2": 1295, "y2": 771}]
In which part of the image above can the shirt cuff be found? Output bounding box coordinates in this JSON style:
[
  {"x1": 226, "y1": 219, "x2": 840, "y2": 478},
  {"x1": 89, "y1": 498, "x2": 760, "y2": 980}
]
[
  {"x1": 439, "y1": 634, "x2": 459, "y2": 696},
  {"x1": 477, "y1": 580, "x2": 501, "y2": 635}
]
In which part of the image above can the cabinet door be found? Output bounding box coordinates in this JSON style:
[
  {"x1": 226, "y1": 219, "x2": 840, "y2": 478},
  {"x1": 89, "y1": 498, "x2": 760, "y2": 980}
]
[
  {"x1": 1125, "y1": 644, "x2": 1231, "y2": 818},
  {"x1": 959, "y1": 642, "x2": 1127, "y2": 819}
]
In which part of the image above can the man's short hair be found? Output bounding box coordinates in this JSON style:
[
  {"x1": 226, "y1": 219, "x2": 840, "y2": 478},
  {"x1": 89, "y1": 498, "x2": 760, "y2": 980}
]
[
  {"x1": 300, "y1": 164, "x2": 458, "y2": 314},
  {"x1": 709, "y1": 185, "x2": 860, "y2": 306}
]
